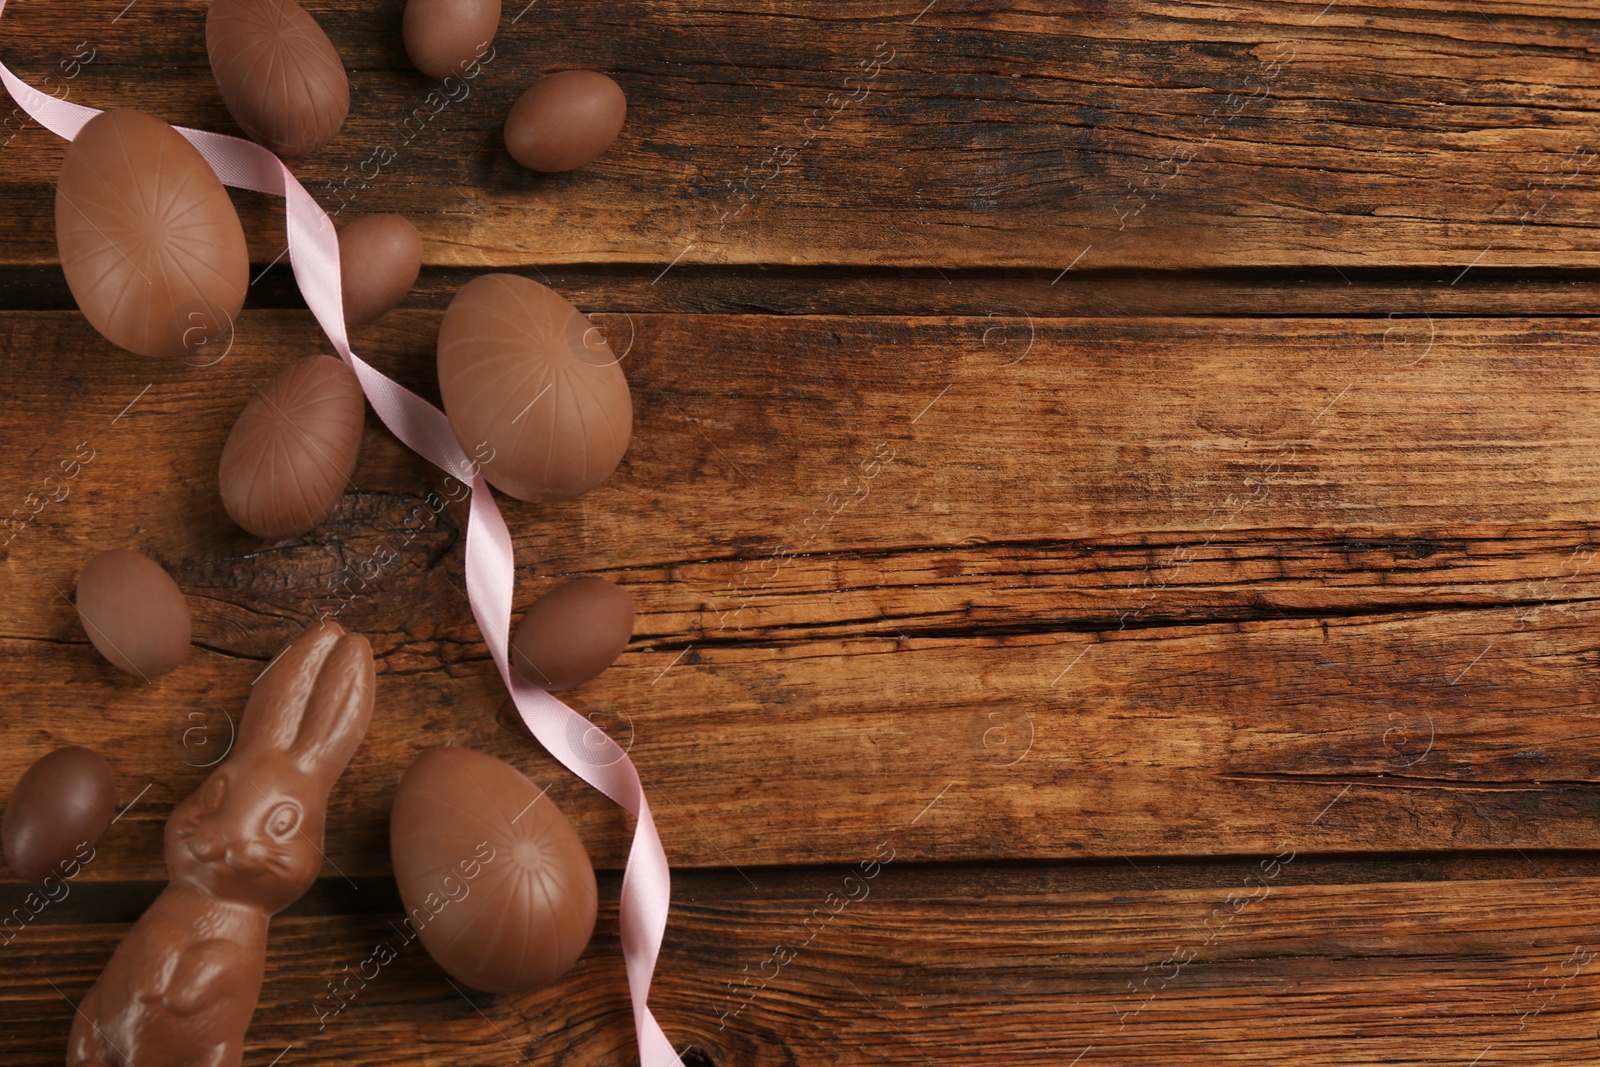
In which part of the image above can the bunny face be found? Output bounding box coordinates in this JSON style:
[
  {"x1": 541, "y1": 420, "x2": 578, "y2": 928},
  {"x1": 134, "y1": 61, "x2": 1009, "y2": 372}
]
[
  {"x1": 159, "y1": 621, "x2": 375, "y2": 915},
  {"x1": 166, "y1": 757, "x2": 327, "y2": 912}
]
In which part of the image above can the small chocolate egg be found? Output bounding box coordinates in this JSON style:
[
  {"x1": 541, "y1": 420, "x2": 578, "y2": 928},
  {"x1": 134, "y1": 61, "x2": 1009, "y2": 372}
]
[
  {"x1": 2, "y1": 746, "x2": 116, "y2": 882},
  {"x1": 75, "y1": 549, "x2": 192, "y2": 679},
  {"x1": 219, "y1": 355, "x2": 365, "y2": 539},
  {"x1": 511, "y1": 577, "x2": 635, "y2": 690},
  {"x1": 503, "y1": 70, "x2": 626, "y2": 173},
  {"x1": 56, "y1": 110, "x2": 247, "y2": 360},
  {"x1": 390, "y1": 747, "x2": 597, "y2": 993},
  {"x1": 207, "y1": 0, "x2": 350, "y2": 156},
  {"x1": 403, "y1": 0, "x2": 499, "y2": 80},
  {"x1": 437, "y1": 274, "x2": 632, "y2": 503},
  {"x1": 338, "y1": 214, "x2": 423, "y2": 327}
]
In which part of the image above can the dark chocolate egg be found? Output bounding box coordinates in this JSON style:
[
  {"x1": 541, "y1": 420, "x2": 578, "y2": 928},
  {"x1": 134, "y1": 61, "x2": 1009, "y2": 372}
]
[
  {"x1": 403, "y1": 0, "x2": 499, "y2": 79},
  {"x1": 511, "y1": 577, "x2": 635, "y2": 690},
  {"x1": 219, "y1": 355, "x2": 365, "y2": 539},
  {"x1": 206, "y1": 0, "x2": 350, "y2": 156},
  {"x1": 504, "y1": 70, "x2": 626, "y2": 173},
  {"x1": 390, "y1": 747, "x2": 597, "y2": 994},
  {"x1": 2, "y1": 747, "x2": 115, "y2": 882},
  {"x1": 338, "y1": 214, "x2": 423, "y2": 327},
  {"x1": 56, "y1": 110, "x2": 247, "y2": 360},
  {"x1": 437, "y1": 274, "x2": 632, "y2": 503},
  {"x1": 75, "y1": 549, "x2": 192, "y2": 679}
]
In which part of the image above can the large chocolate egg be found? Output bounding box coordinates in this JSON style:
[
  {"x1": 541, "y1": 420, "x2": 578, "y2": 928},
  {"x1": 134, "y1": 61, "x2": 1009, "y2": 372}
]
[
  {"x1": 338, "y1": 213, "x2": 422, "y2": 327},
  {"x1": 437, "y1": 274, "x2": 632, "y2": 503},
  {"x1": 511, "y1": 577, "x2": 635, "y2": 691},
  {"x1": 3, "y1": 746, "x2": 115, "y2": 882},
  {"x1": 75, "y1": 549, "x2": 192, "y2": 679},
  {"x1": 206, "y1": 0, "x2": 350, "y2": 156},
  {"x1": 402, "y1": 0, "x2": 499, "y2": 79},
  {"x1": 390, "y1": 747, "x2": 597, "y2": 994},
  {"x1": 504, "y1": 70, "x2": 627, "y2": 173},
  {"x1": 219, "y1": 355, "x2": 365, "y2": 539},
  {"x1": 56, "y1": 110, "x2": 247, "y2": 359}
]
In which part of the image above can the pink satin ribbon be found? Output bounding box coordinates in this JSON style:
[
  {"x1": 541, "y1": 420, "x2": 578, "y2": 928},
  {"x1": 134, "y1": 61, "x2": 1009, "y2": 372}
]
[{"x1": 0, "y1": 5, "x2": 681, "y2": 1063}]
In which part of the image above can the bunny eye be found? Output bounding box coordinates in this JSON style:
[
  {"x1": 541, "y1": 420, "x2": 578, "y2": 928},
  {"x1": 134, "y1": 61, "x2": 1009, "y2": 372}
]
[{"x1": 265, "y1": 802, "x2": 301, "y2": 838}]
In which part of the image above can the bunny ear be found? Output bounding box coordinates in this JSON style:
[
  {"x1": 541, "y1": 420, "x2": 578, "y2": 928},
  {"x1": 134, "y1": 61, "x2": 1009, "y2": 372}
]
[
  {"x1": 290, "y1": 630, "x2": 374, "y2": 784},
  {"x1": 238, "y1": 621, "x2": 346, "y2": 757}
]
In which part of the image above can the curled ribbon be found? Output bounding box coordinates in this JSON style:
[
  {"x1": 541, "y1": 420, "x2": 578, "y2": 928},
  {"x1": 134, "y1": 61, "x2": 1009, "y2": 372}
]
[{"x1": 0, "y1": 4, "x2": 681, "y2": 1064}]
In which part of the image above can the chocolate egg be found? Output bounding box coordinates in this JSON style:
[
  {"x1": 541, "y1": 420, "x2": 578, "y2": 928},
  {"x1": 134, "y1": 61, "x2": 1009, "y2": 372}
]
[
  {"x1": 219, "y1": 355, "x2": 365, "y2": 539},
  {"x1": 75, "y1": 549, "x2": 191, "y2": 679},
  {"x1": 437, "y1": 274, "x2": 632, "y2": 503},
  {"x1": 2, "y1": 747, "x2": 115, "y2": 882},
  {"x1": 338, "y1": 214, "x2": 423, "y2": 327},
  {"x1": 206, "y1": 0, "x2": 350, "y2": 156},
  {"x1": 503, "y1": 70, "x2": 627, "y2": 173},
  {"x1": 390, "y1": 747, "x2": 597, "y2": 994},
  {"x1": 56, "y1": 110, "x2": 247, "y2": 360},
  {"x1": 403, "y1": 0, "x2": 499, "y2": 79},
  {"x1": 511, "y1": 577, "x2": 635, "y2": 690}
]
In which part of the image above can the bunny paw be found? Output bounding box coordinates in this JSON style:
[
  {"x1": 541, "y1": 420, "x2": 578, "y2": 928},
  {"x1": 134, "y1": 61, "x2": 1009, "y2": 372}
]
[{"x1": 162, "y1": 938, "x2": 242, "y2": 1017}]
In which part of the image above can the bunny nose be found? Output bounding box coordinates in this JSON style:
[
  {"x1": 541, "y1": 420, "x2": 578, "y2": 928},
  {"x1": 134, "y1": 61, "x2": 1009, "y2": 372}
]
[{"x1": 187, "y1": 832, "x2": 226, "y2": 863}]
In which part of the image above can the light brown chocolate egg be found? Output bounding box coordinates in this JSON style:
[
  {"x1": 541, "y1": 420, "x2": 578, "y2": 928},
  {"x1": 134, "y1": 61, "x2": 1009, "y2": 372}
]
[
  {"x1": 503, "y1": 70, "x2": 627, "y2": 173},
  {"x1": 74, "y1": 549, "x2": 192, "y2": 679},
  {"x1": 437, "y1": 274, "x2": 632, "y2": 503},
  {"x1": 402, "y1": 0, "x2": 500, "y2": 80},
  {"x1": 511, "y1": 577, "x2": 635, "y2": 691},
  {"x1": 338, "y1": 214, "x2": 423, "y2": 327},
  {"x1": 206, "y1": 0, "x2": 350, "y2": 157},
  {"x1": 219, "y1": 355, "x2": 365, "y2": 539},
  {"x1": 56, "y1": 110, "x2": 247, "y2": 360},
  {"x1": 390, "y1": 747, "x2": 597, "y2": 994}
]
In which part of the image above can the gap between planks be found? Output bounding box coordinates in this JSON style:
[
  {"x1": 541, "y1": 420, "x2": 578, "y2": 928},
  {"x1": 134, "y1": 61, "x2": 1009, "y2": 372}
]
[{"x1": 5, "y1": 266, "x2": 1600, "y2": 318}]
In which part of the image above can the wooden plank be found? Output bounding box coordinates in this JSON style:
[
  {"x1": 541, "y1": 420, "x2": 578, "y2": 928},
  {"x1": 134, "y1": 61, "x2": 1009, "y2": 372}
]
[
  {"x1": 2, "y1": 1, "x2": 1600, "y2": 270},
  {"x1": 9, "y1": 309, "x2": 1600, "y2": 574},
  {"x1": 5, "y1": 310, "x2": 1600, "y2": 879},
  {"x1": 9, "y1": 309, "x2": 1600, "y2": 604},
  {"x1": 4, "y1": 866, "x2": 1600, "y2": 1064}
]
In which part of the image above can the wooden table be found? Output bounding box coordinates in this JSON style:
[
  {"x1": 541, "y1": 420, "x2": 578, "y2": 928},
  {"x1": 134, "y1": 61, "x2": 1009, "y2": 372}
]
[{"x1": 4, "y1": 1, "x2": 1600, "y2": 1063}]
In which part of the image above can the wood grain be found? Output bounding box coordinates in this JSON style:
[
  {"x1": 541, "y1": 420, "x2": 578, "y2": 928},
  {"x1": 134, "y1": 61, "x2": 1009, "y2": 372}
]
[
  {"x1": 4, "y1": 865, "x2": 1600, "y2": 1065},
  {"x1": 6, "y1": 310, "x2": 1600, "y2": 880},
  {"x1": 1, "y1": 1, "x2": 1599, "y2": 269}
]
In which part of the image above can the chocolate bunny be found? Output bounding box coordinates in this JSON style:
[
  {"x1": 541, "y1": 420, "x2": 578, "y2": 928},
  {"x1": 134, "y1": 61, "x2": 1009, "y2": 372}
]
[{"x1": 67, "y1": 621, "x2": 374, "y2": 1067}]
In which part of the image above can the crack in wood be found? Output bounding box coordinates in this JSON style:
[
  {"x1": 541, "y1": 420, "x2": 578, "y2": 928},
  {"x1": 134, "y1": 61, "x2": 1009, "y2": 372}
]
[{"x1": 1223, "y1": 771, "x2": 1600, "y2": 791}]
